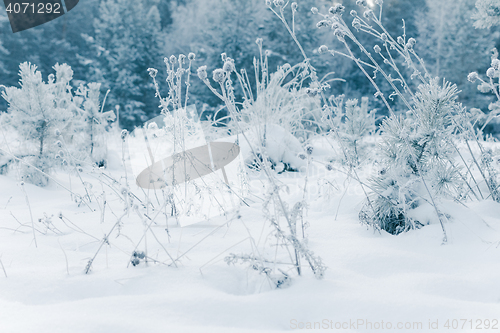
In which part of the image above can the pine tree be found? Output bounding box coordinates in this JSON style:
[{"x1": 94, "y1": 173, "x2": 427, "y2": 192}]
[
  {"x1": 1, "y1": 63, "x2": 73, "y2": 185},
  {"x1": 416, "y1": 0, "x2": 496, "y2": 107},
  {"x1": 83, "y1": 0, "x2": 164, "y2": 129},
  {"x1": 361, "y1": 79, "x2": 468, "y2": 234}
]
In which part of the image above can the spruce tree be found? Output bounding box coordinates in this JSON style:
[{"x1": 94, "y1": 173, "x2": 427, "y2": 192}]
[{"x1": 83, "y1": 0, "x2": 164, "y2": 129}]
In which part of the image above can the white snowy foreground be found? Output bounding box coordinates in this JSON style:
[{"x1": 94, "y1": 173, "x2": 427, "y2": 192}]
[{"x1": 1, "y1": 139, "x2": 500, "y2": 333}]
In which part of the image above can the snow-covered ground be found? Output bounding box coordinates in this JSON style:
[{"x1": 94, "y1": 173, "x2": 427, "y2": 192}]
[{"x1": 1, "y1": 137, "x2": 500, "y2": 333}]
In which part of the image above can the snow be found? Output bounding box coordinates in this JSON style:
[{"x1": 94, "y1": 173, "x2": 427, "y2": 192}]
[
  {"x1": 1, "y1": 136, "x2": 500, "y2": 333},
  {"x1": 241, "y1": 124, "x2": 306, "y2": 170}
]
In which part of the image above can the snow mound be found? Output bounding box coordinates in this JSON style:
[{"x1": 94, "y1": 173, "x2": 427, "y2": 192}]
[{"x1": 240, "y1": 124, "x2": 306, "y2": 171}]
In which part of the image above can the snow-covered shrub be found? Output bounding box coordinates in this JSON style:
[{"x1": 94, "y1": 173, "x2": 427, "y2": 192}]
[
  {"x1": 1, "y1": 62, "x2": 113, "y2": 185},
  {"x1": 1, "y1": 63, "x2": 73, "y2": 185},
  {"x1": 73, "y1": 82, "x2": 115, "y2": 166},
  {"x1": 323, "y1": 95, "x2": 376, "y2": 166},
  {"x1": 311, "y1": 2, "x2": 477, "y2": 239},
  {"x1": 361, "y1": 79, "x2": 467, "y2": 234},
  {"x1": 198, "y1": 48, "x2": 323, "y2": 172}
]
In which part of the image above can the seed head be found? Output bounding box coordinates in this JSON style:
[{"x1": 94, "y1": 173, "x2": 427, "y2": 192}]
[
  {"x1": 197, "y1": 66, "x2": 208, "y2": 81},
  {"x1": 406, "y1": 37, "x2": 416, "y2": 49},
  {"x1": 352, "y1": 18, "x2": 361, "y2": 29},
  {"x1": 329, "y1": 4, "x2": 345, "y2": 15},
  {"x1": 291, "y1": 2, "x2": 298, "y2": 11},
  {"x1": 374, "y1": 45, "x2": 381, "y2": 53},
  {"x1": 317, "y1": 20, "x2": 330, "y2": 28},
  {"x1": 311, "y1": 7, "x2": 319, "y2": 14},
  {"x1": 169, "y1": 55, "x2": 177, "y2": 64},
  {"x1": 147, "y1": 68, "x2": 158, "y2": 78},
  {"x1": 318, "y1": 45, "x2": 329, "y2": 54},
  {"x1": 350, "y1": 10, "x2": 357, "y2": 16},
  {"x1": 188, "y1": 53, "x2": 196, "y2": 61},
  {"x1": 492, "y1": 59, "x2": 500, "y2": 70},
  {"x1": 363, "y1": 10, "x2": 373, "y2": 19},
  {"x1": 120, "y1": 129, "x2": 128, "y2": 140},
  {"x1": 213, "y1": 69, "x2": 225, "y2": 83},
  {"x1": 223, "y1": 59, "x2": 235, "y2": 73},
  {"x1": 334, "y1": 28, "x2": 345, "y2": 41},
  {"x1": 486, "y1": 67, "x2": 496, "y2": 78},
  {"x1": 356, "y1": 0, "x2": 367, "y2": 7},
  {"x1": 467, "y1": 72, "x2": 479, "y2": 83}
]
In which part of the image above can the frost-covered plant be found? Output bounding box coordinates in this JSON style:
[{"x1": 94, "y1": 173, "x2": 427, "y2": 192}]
[
  {"x1": 311, "y1": 2, "x2": 462, "y2": 240},
  {"x1": 468, "y1": 48, "x2": 500, "y2": 114},
  {"x1": 361, "y1": 79, "x2": 468, "y2": 234},
  {"x1": 237, "y1": 44, "x2": 321, "y2": 141},
  {"x1": 1, "y1": 62, "x2": 114, "y2": 185},
  {"x1": 199, "y1": 50, "x2": 320, "y2": 172},
  {"x1": 198, "y1": 50, "x2": 326, "y2": 281},
  {"x1": 324, "y1": 95, "x2": 376, "y2": 166},
  {"x1": 472, "y1": 0, "x2": 500, "y2": 29},
  {"x1": 463, "y1": 50, "x2": 500, "y2": 202},
  {"x1": 225, "y1": 253, "x2": 291, "y2": 289},
  {"x1": 1, "y1": 63, "x2": 73, "y2": 185},
  {"x1": 73, "y1": 82, "x2": 114, "y2": 166}
]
